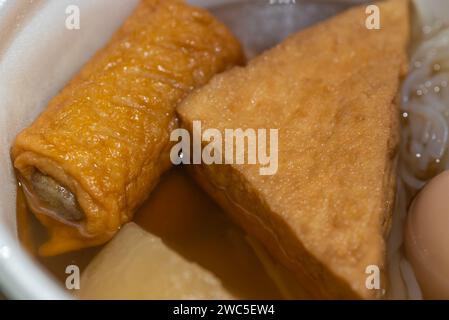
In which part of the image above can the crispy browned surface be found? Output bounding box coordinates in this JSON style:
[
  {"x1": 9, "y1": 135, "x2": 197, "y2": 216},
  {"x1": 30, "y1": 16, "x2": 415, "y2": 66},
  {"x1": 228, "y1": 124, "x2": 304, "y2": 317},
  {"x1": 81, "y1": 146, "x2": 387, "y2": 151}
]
[
  {"x1": 178, "y1": 0, "x2": 409, "y2": 299},
  {"x1": 11, "y1": 0, "x2": 244, "y2": 256}
]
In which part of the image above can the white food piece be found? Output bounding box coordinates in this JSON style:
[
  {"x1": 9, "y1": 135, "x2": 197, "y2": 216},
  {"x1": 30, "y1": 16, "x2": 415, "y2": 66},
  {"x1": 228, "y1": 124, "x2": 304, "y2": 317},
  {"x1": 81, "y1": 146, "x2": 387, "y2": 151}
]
[{"x1": 77, "y1": 223, "x2": 233, "y2": 299}]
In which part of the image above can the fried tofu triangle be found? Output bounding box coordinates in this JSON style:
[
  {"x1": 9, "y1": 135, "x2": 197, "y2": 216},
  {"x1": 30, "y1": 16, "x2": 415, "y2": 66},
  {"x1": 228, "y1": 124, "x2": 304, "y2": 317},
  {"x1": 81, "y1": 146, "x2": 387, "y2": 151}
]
[
  {"x1": 177, "y1": 0, "x2": 409, "y2": 299},
  {"x1": 11, "y1": 0, "x2": 244, "y2": 256}
]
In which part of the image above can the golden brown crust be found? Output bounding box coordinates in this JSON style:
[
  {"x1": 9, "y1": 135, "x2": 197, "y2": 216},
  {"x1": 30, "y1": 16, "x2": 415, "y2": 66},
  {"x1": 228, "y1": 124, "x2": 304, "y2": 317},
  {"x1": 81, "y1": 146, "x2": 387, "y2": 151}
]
[
  {"x1": 178, "y1": 0, "x2": 409, "y2": 299},
  {"x1": 187, "y1": 164, "x2": 358, "y2": 299},
  {"x1": 11, "y1": 0, "x2": 244, "y2": 255}
]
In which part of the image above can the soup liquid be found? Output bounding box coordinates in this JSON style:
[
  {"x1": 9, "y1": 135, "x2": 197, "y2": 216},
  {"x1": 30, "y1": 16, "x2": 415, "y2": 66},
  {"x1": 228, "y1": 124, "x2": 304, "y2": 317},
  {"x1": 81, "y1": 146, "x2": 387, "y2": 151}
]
[{"x1": 17, "y1": 166, "x2": 283, "y2": 299}]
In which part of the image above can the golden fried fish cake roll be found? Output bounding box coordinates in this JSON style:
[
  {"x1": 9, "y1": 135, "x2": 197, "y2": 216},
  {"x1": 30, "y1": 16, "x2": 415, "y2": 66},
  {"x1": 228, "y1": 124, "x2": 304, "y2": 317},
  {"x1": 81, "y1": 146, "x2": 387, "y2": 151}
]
[{"x1": 12, "y1": 0, "x2": 244, "y2": 256}]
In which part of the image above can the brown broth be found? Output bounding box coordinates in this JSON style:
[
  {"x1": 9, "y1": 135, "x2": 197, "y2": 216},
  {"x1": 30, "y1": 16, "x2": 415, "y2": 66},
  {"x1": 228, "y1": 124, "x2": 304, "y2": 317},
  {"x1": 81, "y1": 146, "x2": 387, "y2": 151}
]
[{"x1": 17, "y1": 166, "x2": 283, "y2": 299}]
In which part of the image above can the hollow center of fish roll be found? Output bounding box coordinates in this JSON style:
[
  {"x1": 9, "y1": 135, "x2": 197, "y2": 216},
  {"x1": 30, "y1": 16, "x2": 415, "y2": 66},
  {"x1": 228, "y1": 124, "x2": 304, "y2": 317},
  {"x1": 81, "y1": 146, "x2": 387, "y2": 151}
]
[{"x1": 29, "y1": 171, "x2": 85, "y2": 222}]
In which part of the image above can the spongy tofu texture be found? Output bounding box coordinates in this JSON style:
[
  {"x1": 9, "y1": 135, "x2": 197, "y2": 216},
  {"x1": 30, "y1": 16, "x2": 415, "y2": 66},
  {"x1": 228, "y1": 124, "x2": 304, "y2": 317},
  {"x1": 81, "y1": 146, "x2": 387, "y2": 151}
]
[{"x1": 177, "y1": 0, "x2": 409, "y2": 299}]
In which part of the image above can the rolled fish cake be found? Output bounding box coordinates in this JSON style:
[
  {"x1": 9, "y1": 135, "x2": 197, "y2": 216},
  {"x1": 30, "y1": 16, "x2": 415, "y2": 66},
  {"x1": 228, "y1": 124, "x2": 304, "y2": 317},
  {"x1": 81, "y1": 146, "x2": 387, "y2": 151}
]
[
  {"x1": 11, "y1": 0, "x2": 244, "y2": 256},
  {"x1": 177, "y1": 0, "x2": 409, "y2": 299}
]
